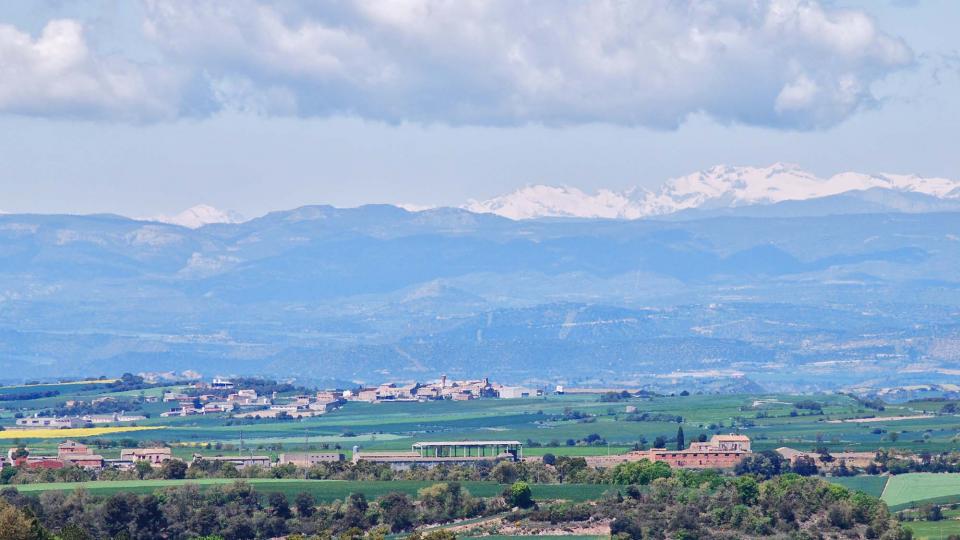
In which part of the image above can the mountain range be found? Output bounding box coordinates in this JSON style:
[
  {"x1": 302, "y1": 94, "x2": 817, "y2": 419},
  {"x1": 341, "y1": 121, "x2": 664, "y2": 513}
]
[
  {"x1": 3, "y1": 193, "x2": 960, "y2": 390},
  {"x1": 138, "y1": 164, "x2": 960, "y2": 227},
  {"x1": 464, "y1": 163, "x2": 960, "y2": 220}
]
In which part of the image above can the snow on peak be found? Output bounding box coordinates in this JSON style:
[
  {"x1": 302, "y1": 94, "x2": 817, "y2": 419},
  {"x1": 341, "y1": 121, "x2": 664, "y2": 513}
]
[
  {"x1": 464, "y1": 185, "x2": 641, "y2": 220},
  {"x1": 465, "y1": 164, "x2": 960, "y2": 220},
  {"x1": 150, "y1": 205, "x2": 245, "y2": 229}
]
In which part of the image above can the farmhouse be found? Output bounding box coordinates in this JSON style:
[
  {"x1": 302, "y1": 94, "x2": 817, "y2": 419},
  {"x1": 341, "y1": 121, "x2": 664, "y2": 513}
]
[
  {"x1": 586, "y1": 434, "x2": 752, "y2": 469},
  {"x1": 120, "y1": 447, "x2": 173, "y2": 465},
  {"x1": 57, "y1": 440, "x2": 104, "y2": 469}
]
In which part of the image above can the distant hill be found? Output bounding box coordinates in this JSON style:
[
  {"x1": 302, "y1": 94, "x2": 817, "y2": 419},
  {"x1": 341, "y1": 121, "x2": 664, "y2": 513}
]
[{"x1": 2, "y1": 205, "x2": 960, "y2": 390}]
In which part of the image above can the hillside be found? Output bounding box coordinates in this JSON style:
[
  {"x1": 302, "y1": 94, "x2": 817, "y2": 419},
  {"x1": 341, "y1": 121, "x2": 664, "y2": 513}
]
[{"x1": 1, "y1": 207, "x2": 960, "y2": 387}]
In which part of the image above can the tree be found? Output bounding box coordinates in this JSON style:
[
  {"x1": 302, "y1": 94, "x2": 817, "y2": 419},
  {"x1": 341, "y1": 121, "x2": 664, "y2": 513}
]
[
  {"x1": 610, "y1": 516, "x2": 644, "y2": 539},
  {"x1": 134, "y1": 460, "x2": 153, "y2": 480},
  {"x1": 0, "y1": 467, "x2": 17, "y2": 485},
  {"x1": 791, "y1": 456, "x2": 818, "y2": 476},
  {"x1": 553, "y1": 456, "x2": 588, "y2": 483},
  {"x1": 378, "y1": 492, "x2": 415, "y2": 532},
  {"x1": 925, "y1": 504, "x2": 944, "y2": 522},
  {"x1": 268, "y1": 492, "x2": 291, "y2": 519},
  {"x1": 611, "y1": 459, "x2": 672, "y2": 485},
  {"x1": 507, "y1": 481, "x2": 534, "y2": 509},
  {"x1": 733, "y1": 476, "x2": 759, "y2": 505},
  {"x1": 676, "y1": 426, "x2": 685, "y2": 450},
  {"x1": 491, "y1": 461, "x2": 518, "y2": 484},
  {"x1": 541, "y1": 453, "x2": 556, "y2": 466},
  {"x1": 653, "y1": 436, "x2": 667, "y2": 448},
  {"x1": 57, "y1": 525, "x2": 92, "y2": 540},
  {"x1": 734, "y1": 450, "x2": 784, "y2": 479},
  {"x1": 134, "y1": 494, "x2": 166, "y2": 538},
  {"x1": 294, "y1": 491, "x2": 315, "y2": 517},
  {"x1": 100, "y1": 493, "x2": 136, "y2": 539},
  {"x1": 159, "y1": 459, "x2": 187, "y2": 480},
  {"x1": 0, "y1": 500, "x2": 47, "y2": 540}
]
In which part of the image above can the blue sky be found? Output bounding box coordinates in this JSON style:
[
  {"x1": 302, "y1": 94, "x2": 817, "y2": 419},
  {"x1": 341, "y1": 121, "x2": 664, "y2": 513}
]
[{"x1": 0, "y1": 0, "x2": 957, "y2": 218}]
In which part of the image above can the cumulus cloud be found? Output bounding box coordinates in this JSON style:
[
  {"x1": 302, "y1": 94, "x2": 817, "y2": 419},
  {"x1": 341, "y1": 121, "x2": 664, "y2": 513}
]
[
  {"x1": 0, "y1": 19, "x2": 184, "y2": 120},
  {"x1": 0, "y1": 0, "x2": 914, "y2": 128}
]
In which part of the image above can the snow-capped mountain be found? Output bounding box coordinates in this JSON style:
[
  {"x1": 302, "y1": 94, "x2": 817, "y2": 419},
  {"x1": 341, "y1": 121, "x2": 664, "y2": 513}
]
[
  {"x1": 464, "y1": 163, "x2": 960, "y2": 220},
  {"x1": 149, "y1": 204, "x2": 245, "y2": 229}
]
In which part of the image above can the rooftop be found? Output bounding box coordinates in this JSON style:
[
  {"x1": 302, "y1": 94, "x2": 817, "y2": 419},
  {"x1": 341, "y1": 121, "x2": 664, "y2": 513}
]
[{"x1": 412, "y1": 440, "x2": 522, "y2": 447}]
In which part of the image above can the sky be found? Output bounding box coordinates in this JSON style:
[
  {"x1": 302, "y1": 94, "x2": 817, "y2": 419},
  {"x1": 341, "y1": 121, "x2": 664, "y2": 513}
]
[{"x1": 0, "y1": 0, "x2": 957, "y2": 218}]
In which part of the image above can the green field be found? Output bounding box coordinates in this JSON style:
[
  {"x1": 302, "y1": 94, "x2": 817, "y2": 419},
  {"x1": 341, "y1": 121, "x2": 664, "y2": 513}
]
[
  {"x1": 10, "y1": 478, "x2": 617, "y2": 503},
  {"x1": 904, "y1": 519, "x2": 960, "y2": 540},
  {"x1": 7, "y1": 387, "x2": 958, "y2": 457},
  {"x1": 0, "y1": 383, "x2": 960, "y2": 457},
  {"x1": 827, "y1": 475, "x2": 889, "y2": 498},
  {"x1": 884, "y1": 473, "x2": 960, "y2": 510}
]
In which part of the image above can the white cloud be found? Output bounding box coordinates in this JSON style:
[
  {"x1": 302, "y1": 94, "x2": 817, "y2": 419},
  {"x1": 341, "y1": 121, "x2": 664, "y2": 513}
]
[
  {"x1": 0, "y1": 0, "x2": 915, "y2": 128},
  {"x1": 0, "y1": 19, "x2": 184, "y2": 120}
]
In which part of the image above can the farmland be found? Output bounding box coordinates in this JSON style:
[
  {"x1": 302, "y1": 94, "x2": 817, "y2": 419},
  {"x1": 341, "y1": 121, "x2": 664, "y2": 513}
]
[
  {"x1": 903, "y1": 520, "x2": 960, "y2": 540},
  {"x1": 883, "y1": 473, "x2": 960, "y2": 510},
  {"x1": 6, "y1": 378, "x2": 960, "y2": 505},
  {"x1": 827, "y1": 475, "x2": 889, "y2": 498},
  {"x1": 0, "y1": 378, "x2": 948, "y2": 539},
  {"x1": 6, "y1": 381, "x2": 960, "y2": 457},
  {"x1": 0, "y1": 426, "x2": 163, "y2": 439}
]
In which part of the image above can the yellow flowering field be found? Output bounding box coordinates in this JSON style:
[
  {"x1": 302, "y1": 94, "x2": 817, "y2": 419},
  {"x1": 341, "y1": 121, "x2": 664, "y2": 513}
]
[{"x1": 0, "y1": 426, "x2": 163, "y2": 439}]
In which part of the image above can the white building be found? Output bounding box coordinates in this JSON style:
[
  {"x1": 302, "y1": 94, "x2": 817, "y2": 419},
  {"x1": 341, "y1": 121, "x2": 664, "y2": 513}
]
[{"x1": 498, "y1": 386, "x2": 534, "y2": 399}]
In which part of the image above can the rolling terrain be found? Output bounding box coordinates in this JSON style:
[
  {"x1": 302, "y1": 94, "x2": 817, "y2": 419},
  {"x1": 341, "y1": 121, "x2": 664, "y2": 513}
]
[{"x1": 1, "y1": 203, "x2": 960, "y2": 388}]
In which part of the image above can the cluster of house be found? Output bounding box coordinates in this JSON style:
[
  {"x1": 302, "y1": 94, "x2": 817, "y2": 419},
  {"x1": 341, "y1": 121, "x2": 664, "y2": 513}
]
[
  {"x1": 345, "y1": 376, "x2": 538, "y2": 402},
  {"x1": 2, "y1": 439, "x2": 352, "y2": 472},
  {"x1": 159, "y1": 379, "x2": 344, "y2": 419},
  {"x1": 160, "y1": 386, "x2": 267, "y2": 417},
  {"x1": 3, "y1": 441, "x2": 173, "y2": 471},
  {"x1": 583, "y1": 435, "x2": 888, "y2": 472}
]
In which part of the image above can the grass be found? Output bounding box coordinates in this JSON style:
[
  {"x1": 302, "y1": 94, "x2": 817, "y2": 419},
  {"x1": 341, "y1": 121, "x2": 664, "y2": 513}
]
[
  {"x1": 0, "y1": 426, "x2": 164, "y2": 439},
  {"x1": 827, "y1": 475, "x2": 888, "y2": 498},
  {"x1": 883, "y1": 474, "x2": 960, "y2": 510},
  {"x1": 904, "y1": 519, "x2": 960, "y2": 540},
  {"x1": 9, "y1": 479, "x2": 617, "y2": 503}
]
